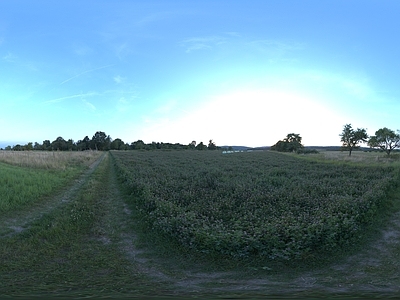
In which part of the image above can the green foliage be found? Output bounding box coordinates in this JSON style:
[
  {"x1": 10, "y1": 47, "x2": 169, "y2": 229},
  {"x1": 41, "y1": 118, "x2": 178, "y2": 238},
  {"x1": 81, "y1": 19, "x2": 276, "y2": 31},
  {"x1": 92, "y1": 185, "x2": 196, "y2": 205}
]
[
  {"x1": 208, "y1": 139, "x2": 217, "y2": 150},
  {"x1": 340, "y1": 124, "x2": 368, "y2": 156},
  {"x1": 368, "y1": 127, "x2": 400, "y2": 156},
  {"x1": 196, "y1": 142, "x2": 208, "y2": 150},
  {"x1": 91, "y1": 131, "x2": 111, "y2": 151},
  {"x1": 271, "y1": 133, "x2": 304, "y2": 152},
  {"x1": 296, "y1": 148, "x2": 319, "y2": 154},
  {"x1": 112, "y1": 150, "x2": 399, "y2": 261}
]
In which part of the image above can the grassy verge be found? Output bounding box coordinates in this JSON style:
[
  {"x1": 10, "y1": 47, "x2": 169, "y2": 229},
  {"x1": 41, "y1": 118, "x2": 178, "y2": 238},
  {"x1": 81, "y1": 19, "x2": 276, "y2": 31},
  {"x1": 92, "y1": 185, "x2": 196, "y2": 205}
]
[
  {"x1": 0, "y1": 153, "x2": 167, "y2": 297},
  {"x1": 0, "y1": 151, "x2": 102, "y2": 213},
  {"x1": 0, "y1": 162, "x2": 78, "y2": 212}
]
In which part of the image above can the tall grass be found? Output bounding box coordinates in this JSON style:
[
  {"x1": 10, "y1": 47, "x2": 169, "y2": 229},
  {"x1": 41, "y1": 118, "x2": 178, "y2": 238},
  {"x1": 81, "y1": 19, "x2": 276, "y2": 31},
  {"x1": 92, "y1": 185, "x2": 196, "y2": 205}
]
[
  {"x1": 0, "y1": 151, "x2": 101, "y2": 212},
  {"x1": 0, "y1": 150, "x2": 101, "y2": 170}
]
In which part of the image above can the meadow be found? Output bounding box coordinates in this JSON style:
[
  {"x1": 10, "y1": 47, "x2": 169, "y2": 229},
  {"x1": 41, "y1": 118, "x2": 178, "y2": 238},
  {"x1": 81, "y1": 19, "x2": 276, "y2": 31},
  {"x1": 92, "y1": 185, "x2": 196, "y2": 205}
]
[
  {"x1": 2, "y1": 149, "x2": 400, "y2": 298},
  {"x1": 112, "y1": 150, "x2": 400, "y2": 261},
  {"x1": 0, "y1": 151, "x2": 101, "y2": 213}
]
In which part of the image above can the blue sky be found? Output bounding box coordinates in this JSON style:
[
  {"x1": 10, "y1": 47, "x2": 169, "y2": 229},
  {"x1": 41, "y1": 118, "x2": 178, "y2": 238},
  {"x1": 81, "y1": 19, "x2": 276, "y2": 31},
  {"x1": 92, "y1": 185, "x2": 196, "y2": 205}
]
[{"x1": 1, "y1": 0, "x2": 399, "y2": 147}]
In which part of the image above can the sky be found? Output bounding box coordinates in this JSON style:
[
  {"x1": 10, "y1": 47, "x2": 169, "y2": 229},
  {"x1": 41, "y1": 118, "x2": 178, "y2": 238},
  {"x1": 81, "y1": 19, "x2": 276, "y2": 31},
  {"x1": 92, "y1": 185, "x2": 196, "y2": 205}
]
[{"x1": 1, "y1": 0, "x2": 399, "y2": 148}]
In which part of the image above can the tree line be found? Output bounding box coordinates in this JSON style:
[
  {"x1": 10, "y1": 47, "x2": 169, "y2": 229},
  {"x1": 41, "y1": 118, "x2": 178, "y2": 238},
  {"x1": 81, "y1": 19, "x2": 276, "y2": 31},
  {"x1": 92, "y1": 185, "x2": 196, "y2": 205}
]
[
  {"x1": 2, "y1": 131, "x2": 220, "y2": 151},
  {"x1": 339, "y1": 124, "x2": 400, "y2": 156},
  {"x1": 270, "y1": 124, "x2": 400, "y2": 156}
]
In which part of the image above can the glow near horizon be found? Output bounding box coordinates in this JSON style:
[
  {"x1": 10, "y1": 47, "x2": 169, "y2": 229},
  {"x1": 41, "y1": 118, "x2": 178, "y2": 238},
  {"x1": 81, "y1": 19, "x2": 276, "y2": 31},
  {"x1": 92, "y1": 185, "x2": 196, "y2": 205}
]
[{"x1": 0, "y1": 1, "x2": 399, "y2": 147}]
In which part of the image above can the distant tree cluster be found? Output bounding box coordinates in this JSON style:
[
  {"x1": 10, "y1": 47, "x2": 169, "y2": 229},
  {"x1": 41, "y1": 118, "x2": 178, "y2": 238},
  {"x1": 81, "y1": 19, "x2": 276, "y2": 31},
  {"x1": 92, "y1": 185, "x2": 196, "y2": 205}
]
[
  {"x1": 3, "y1": 131, "x2": 220, "y2": 152},
  {"x1": 270, "y1": 133, "x2": 304, "y2": 153},
  {"x1": 340, "y1": 124, "x2": 400, "y2": 156}
]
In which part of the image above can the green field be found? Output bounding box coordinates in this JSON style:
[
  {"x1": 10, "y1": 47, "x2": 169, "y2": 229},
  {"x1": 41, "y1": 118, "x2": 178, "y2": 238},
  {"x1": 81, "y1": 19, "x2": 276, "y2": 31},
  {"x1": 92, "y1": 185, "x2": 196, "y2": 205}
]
[
  {"x1": 112, "y1": 150, "x2": 400, "y2": 261},
  {"x1": 1, "y1": 149, "x2": 400, "y2": 298},
  {"x1": 0, "y1": 151, "x2": 101, "y2": 213}
]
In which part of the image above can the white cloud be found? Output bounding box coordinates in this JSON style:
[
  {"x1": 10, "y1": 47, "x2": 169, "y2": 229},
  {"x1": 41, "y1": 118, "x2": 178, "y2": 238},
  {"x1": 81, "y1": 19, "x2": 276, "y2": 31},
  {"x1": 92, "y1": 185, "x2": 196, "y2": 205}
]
[
  {"x1": 248, "y1": 40, "x2": 305, "y2": 59},
  {"x1": 3, "y1": 52, "x2": 17, "y2": 63},
  {"x1": 113, "y1": 75, "x2": 125, "y2": 84},
  {"x1": 82, "y1": 99, "x2": 96, "y2": 111},
  {"x1": 60, "y1": 64, "x2": 114, "y2": 85},
  {"x1": 44, "y1": 92, "x2": 98, "y2": 104},
  {"x1": 180, "y1": 36, "x2": 227, "y2": 53},
  {"x1": 73, "y1": 44, "x2": 93, "y2": 56}
]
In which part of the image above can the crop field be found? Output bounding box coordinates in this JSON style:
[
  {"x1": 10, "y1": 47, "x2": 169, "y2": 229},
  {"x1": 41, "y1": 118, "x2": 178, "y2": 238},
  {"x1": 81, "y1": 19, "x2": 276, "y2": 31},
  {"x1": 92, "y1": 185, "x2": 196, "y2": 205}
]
[
  {"x1": 112, "y1": 150, "x2": 400, "y2": 261},
  {"x1": 2, "y1": 149, "x2": 400, "y2": 298}
]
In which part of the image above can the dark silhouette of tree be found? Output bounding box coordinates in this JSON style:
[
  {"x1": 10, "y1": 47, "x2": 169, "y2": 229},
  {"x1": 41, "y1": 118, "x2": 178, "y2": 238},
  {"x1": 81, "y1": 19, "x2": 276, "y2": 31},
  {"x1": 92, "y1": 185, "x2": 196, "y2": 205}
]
[
  {"x1": 368, "y1": 127, "x2": 400, "y2": 155},
  {"x1": 196, "y1": 142, "x2": 207, "y2": 150},
  {"x1": 91, "y1": 131, "x2": 110, "y2": 151},
  {"x1": 110, "y1": 138, "x2": 127, "y2": 150},
  {"x1": 51, "y1": 137, "x2": 67, "y2": 151},
  {"x1": 208, "y1": 139, "x2": 217, "y2": 150},
  {"x1": 271, "y1": 133, "x2": 304, "y2": 153},
  {"x1": 339, "y1": 124, "x2": 368, "y2": 156}
]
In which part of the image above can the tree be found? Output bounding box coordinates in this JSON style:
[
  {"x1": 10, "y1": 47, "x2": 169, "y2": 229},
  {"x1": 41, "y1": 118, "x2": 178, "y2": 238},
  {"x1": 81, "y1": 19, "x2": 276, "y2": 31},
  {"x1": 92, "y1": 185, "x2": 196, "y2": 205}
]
[
  {"x1": 196, "y1": 141, "x2": 207, "y2": 150},
  {"x1": 188, "y1": 141, "x2": 196, "y2": 150},
  {"x1": 51, "y1": 137, "x2": 67, "y2": 151},
  {"x1": 110, "y1": 138, "x2": 127, "y2": 150},
  {"x1": 208, "y1": 139, "x2": 217, "y2": 150},
  {"x1": 130, "y1": 140, "x2": 145, "y2": 150},
  {"x1": 33, "y1": 142, "x2": 42, "y2": 150},
  {"x1": 270, "y1": 133, "x2": 304, "y2": 153},
  {"x1": 42, "y1": 140, "x2": 51, "y2": 151},
  {"x1": 368, "y1": 127, "x2": 400, "y2": 156},
  {"x1": 91, "y1": 131, "x2": 110, "y2": 151},
  {"x1": 339, "y1": 124, "x2": 368, "y2": 156}
]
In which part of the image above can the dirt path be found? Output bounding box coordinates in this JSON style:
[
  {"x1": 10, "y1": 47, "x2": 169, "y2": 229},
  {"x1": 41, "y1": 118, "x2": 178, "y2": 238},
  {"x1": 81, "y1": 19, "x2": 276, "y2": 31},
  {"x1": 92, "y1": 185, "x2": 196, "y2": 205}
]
[{"x1": 0, "y1": 153, "x2": 106, "y2": 238}]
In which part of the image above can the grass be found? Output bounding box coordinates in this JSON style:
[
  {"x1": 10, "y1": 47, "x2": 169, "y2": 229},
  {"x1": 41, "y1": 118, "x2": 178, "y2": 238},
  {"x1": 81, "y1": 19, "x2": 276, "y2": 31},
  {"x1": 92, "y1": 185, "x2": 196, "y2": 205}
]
[
  {"x1": 0, "y1": 153, "x2": 167, "y2": 297},
  {"x1": 0, "y1": 150, "x2": 101, "y2": 169},
  {"x1": 2, "y1": 149, "x2": 400, "y2": 298},
  {"x1": 0, "y1": 151, "x2": 101, "y2": 213}
]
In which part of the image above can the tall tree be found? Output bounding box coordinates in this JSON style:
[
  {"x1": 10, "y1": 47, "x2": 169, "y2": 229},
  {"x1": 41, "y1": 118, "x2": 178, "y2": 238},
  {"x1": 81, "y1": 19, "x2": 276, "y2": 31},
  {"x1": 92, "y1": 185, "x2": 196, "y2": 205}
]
[
  {"x1": 368, "y1": 127, "x2": 400, "y2": 156},
  {"x1": 208, "y1": 139, "x2": 217, "y2": 150},
  {"x1": 339, "y1": 124, "x2": 368, "y2": 156},
  {"x1": 91, "y1": 131, "x2": 110, "y2": 151},
  {"x1": 51, "y1": 137, "x2": 67, "y2": 151}
]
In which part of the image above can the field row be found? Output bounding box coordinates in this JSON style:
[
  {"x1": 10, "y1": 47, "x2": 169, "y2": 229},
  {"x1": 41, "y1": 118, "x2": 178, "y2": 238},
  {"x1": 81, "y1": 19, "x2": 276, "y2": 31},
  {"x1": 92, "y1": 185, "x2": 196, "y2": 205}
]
[{"x1": 112, "y1": 150, "x2": 400, "y2": 260}]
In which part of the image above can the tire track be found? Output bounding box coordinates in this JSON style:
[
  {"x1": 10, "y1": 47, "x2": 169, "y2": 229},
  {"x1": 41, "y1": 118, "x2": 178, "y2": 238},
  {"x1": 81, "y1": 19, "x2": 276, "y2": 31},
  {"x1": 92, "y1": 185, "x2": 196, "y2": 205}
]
[{"x1": 0, "y1": 153, "x2": 106, "y2": 238}]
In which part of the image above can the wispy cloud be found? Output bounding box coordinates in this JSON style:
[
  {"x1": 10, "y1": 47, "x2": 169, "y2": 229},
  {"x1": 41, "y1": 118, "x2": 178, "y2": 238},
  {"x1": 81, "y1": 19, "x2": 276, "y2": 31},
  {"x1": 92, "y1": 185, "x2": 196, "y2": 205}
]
[
  {"x1": 113, "y1": 75, "x2": 125, "y2": 84},
  {"x1": 44, "y1": 92, "x2": 97, "y2": 104},
  {"x1": 136, "y1": 11, "x2": 178, "y2": 27},
  {"x1": 248, "y1": 40, "x2": 305, "y2": 56},
  {"x1": 2, "y1": 52, "x2": 16, "y2": 63},
  {"x1": 82, "y1": 99, "x2": 96, "y2": 111},
  {"x1": 73, "y1": 43, "x2": 93, "y2": 56},
  {"x1": 60, "y1": 64, "x2": 114, "y2": 85},
  {"x1": 180, "y1": 36, "x2": 227, "y2": 53},
  {"x1": 2, "y1": 52, "x2": 38, "y2": 70}
]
